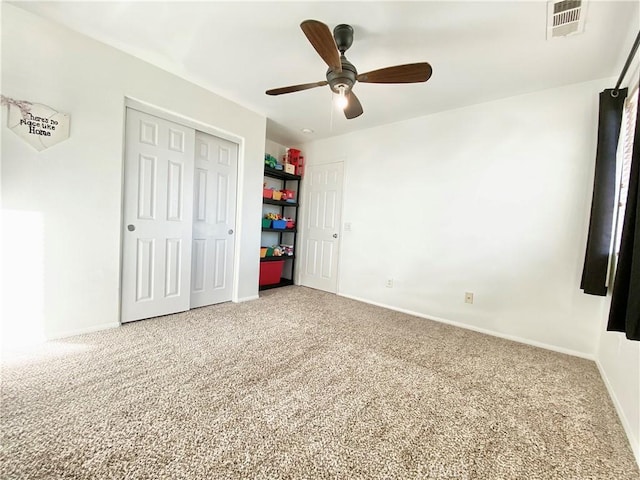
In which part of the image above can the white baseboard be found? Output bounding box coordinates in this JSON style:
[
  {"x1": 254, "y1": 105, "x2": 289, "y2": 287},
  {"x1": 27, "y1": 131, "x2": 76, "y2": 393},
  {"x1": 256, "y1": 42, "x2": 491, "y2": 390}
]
[
  {"x1": 45, "y1": 296, "x2": 260, "y2": 339},
  {"x1": 596, "y1": 359, "x2": 640, "y2": 468},
  {"x1": 46, "y1": 321, "x2": 120, "y2": 341},
  {"x1": 234, "y1": 295, "x2": 259, "y2": 303},
  {"x1": 337, "y1": 293, "x2": 594, "y2": 360}
]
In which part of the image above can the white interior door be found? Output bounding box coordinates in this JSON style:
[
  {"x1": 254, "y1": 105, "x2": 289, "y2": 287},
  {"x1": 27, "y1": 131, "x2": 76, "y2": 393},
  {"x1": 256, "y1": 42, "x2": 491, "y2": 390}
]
[
  {"x1": 121, "y1": 108, "x2": 195, "y2": 323},
  {"x1": 300, "y1": 162, "x2": 344, "y2": 293},
  {"x1": 190, "y1": 132, "x2": 238, "y2": 308}
]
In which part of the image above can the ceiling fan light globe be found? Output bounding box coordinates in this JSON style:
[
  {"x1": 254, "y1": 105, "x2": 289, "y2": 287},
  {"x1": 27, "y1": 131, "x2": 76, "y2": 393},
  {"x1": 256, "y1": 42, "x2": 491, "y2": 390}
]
[{"x1": 336, "y1": 85, "x2": 349, "y2": 110}]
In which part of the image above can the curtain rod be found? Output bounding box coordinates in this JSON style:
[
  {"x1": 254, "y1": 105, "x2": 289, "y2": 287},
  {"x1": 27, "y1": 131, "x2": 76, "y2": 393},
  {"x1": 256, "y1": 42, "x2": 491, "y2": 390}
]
[{"x1": 614, "y1": 30, "x2": 640, "y2": 92}]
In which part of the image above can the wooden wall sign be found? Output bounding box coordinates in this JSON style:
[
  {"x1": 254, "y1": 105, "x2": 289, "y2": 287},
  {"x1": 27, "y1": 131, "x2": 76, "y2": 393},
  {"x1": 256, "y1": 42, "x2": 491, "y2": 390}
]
[{"x1": 2, "y1": 96, "x2": 70, "y2": 151}]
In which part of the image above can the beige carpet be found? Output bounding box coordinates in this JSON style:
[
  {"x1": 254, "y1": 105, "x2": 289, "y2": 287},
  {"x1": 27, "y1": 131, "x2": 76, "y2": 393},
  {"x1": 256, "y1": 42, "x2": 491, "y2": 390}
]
[{"x1": 1, "y1": 286, "x2": 638, "y2": 479}]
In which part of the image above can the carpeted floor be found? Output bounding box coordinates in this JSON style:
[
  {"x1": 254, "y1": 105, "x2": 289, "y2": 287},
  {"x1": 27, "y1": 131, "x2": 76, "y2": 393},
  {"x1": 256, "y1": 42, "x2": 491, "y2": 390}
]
[{"x1": 1, "y1": 286, "x2": 638, "y2": 479}]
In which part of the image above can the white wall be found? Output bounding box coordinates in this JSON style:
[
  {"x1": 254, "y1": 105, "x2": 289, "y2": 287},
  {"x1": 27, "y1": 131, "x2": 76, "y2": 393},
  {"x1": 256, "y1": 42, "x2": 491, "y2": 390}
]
[
  {"x1": 597, "y1": 295, "x2": 640, "y2": 464},
  {"x1": 265, "y1": 139, "x2": 288, "y2": 163},
  {"x1": 302, "y1": 76, "x2": 640, "y2": 462},
  {"x1": 302, "y1": 79, "x2": 610, "y2": 357},
  {"x1": 1, "y1": 4, "x2": 266, "y2": 342}
]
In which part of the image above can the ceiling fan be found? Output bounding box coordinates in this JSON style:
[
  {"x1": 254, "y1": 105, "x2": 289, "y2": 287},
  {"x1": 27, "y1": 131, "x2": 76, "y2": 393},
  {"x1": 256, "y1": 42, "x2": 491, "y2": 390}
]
[{"x1": 265, "y1": 20, "x2": 433, "y2": 119}]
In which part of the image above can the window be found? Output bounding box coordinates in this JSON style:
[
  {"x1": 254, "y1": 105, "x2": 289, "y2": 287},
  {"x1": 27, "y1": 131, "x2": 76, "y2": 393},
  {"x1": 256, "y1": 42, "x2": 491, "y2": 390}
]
[
  {"x1": 608, "y1": 83, "x2": 638, "y2": 283},
  {"x1": 615, "y1": 87, "x2": 638, "y2": 251}
]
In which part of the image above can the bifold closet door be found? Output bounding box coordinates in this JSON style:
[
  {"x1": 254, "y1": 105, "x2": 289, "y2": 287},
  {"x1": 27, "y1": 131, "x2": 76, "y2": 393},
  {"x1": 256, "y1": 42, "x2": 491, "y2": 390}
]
[
  {"x1": 121, "y1": 109, "x2": 195, "y2": 323},
  {"x1": 190, "y1": 132, "x2": 238, "y2": 308}
]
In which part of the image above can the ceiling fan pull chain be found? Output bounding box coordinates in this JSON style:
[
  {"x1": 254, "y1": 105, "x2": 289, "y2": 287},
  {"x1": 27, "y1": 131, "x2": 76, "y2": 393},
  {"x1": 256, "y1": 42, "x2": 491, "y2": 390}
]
[{"x1": 329, "y1": 90, "x2": 334, "y2": 133}]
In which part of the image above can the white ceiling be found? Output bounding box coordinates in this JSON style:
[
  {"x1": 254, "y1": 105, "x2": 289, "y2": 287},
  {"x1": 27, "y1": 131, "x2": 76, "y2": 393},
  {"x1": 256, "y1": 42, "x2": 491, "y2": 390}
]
[{"x1": 12, "y1": 1, "x2": 640, "y2": 145}]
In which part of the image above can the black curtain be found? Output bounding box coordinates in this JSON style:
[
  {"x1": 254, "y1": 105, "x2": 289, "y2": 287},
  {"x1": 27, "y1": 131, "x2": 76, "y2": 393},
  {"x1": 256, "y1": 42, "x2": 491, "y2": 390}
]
[
  {"x1": 581, "y1": 89, "x2": 627, "y2": 296},
  {"x1": 608, "y1": 92, "x2": 640, "y2": 341}
]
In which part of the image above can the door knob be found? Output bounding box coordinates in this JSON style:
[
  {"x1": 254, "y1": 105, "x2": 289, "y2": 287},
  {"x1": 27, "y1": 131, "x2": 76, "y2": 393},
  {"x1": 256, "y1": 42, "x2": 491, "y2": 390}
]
[
  {"x1": 127, "y1": 224, "x2": 136, "y2": 232},
  {"x1": 333, "y1": 233, "x2": 338, "y2": 238},
  {"x1": 228, "y1": 229, "x2": 234, "y2": 235}
]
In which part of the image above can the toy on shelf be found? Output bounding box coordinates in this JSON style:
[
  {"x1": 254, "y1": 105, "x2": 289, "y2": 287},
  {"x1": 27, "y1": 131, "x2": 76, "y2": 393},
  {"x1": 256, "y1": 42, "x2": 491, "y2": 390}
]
[
  {"x1": 265, "y1": 212, "x2": 286, "y2": 229},
  {"x1": 260, "y1": 244, "x2": 294, "y2": 258},
  {"x1": 264, "y1": 154, "x2": 278, "y2": 169}
]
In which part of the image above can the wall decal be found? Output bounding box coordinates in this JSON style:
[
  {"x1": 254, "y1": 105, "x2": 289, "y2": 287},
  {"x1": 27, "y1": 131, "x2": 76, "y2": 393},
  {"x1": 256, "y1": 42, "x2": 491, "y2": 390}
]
[{"x1": 1, "y1": 95, "x2": 70, "y2": 151}]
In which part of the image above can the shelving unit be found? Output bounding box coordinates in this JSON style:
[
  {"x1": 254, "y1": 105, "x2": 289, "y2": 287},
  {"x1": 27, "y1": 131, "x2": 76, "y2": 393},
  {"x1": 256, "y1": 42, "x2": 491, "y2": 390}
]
[{"x1": 260, "y1": 166, "x2": 301, "y2": 290}]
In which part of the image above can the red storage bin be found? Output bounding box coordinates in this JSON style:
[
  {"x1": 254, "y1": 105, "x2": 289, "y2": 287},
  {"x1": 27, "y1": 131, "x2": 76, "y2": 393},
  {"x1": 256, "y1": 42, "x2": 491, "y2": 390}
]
[
  {"x1": 287, "y1": 148, "x2": 301, "y2": 164},
  {"x1": 259, "y1": 260, "x2": 284, "y2": 286},
  {"x1": 296, "y1": 156, "x2": 304, "y2": 175},
  {"x1": 281, "y1": 189, "x2": 295, "y2": 201}
]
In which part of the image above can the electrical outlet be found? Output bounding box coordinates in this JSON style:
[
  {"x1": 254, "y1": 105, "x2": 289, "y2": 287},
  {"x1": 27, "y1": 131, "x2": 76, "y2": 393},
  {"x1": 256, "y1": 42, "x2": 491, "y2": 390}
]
[
  {"x1": 386, "y1": 278, "x2": 394, "y2": 288},
  {"x1": 465, "y1": 292, "x2": 474, "y2": 304}
]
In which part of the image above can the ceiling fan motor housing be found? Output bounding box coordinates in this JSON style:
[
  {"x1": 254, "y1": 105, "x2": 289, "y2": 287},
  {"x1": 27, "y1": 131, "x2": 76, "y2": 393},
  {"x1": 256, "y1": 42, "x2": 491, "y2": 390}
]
[{"x1": 327, "y1": 57, "x2": 357, "y2": 93}]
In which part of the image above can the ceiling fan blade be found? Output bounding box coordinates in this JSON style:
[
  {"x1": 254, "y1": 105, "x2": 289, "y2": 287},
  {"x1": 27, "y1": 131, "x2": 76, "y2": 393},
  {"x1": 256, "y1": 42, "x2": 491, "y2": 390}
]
[
  {"x1": 357, "y1": 62, "x2": 432, "y2": 84},
  {"x1": 266, "y1": 80, "x2": 328, "y2": 96},
  {"x1": 300, "y1": 20, "x2": 342, "y2": 73},
  {"x1": 344, "y1": 91, "x2": 363, "y2": 119}
]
